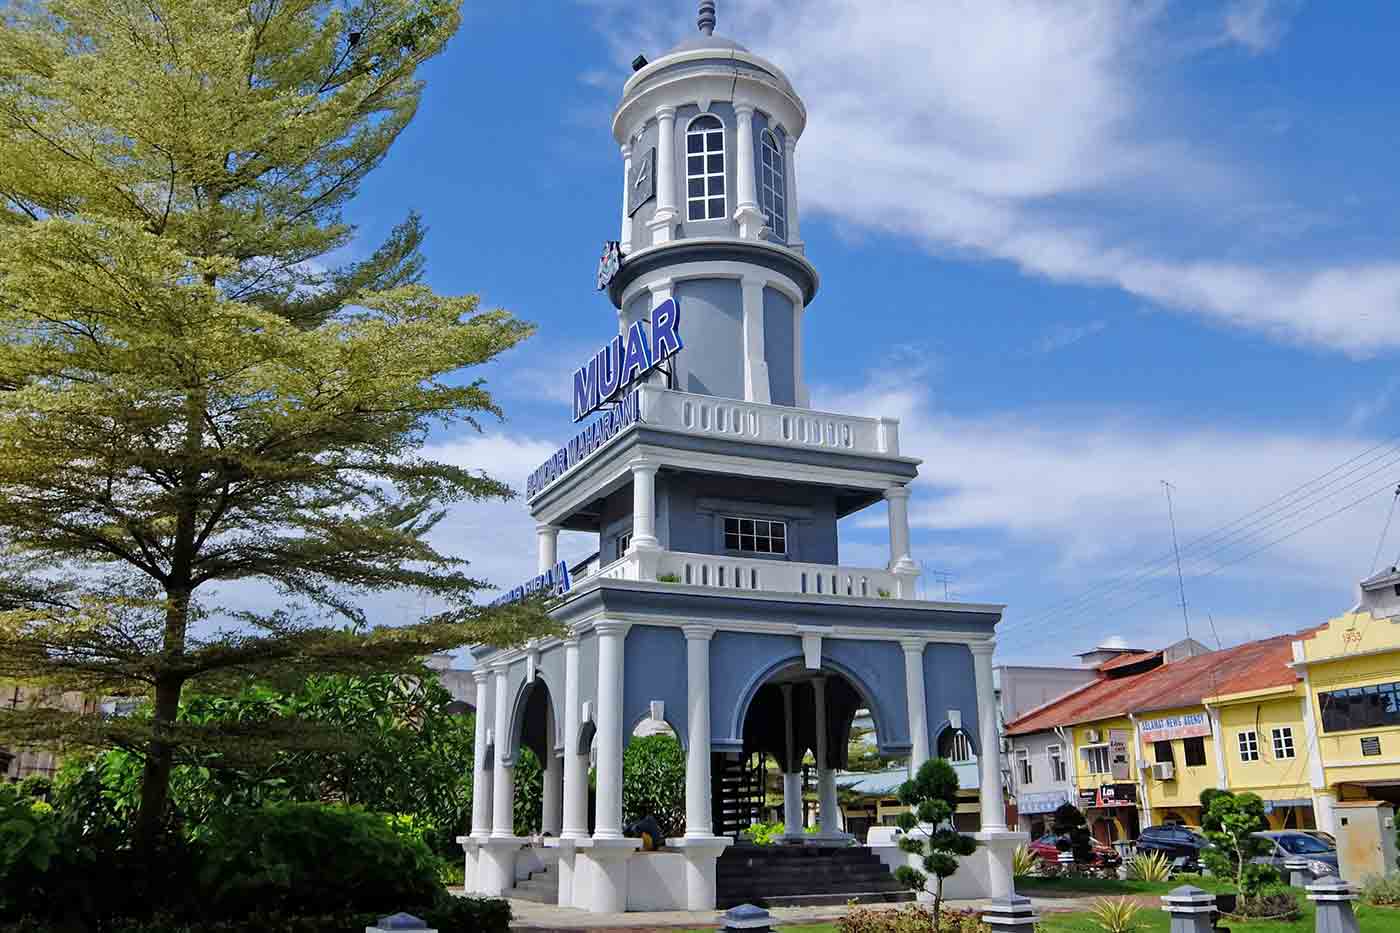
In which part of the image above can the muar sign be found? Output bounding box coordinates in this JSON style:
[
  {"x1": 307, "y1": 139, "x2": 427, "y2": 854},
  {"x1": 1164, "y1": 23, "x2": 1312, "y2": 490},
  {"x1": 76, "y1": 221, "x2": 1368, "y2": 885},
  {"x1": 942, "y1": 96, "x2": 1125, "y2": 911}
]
[{"x1": 572, "y1": 297, "x2": 682, "y2": 422}]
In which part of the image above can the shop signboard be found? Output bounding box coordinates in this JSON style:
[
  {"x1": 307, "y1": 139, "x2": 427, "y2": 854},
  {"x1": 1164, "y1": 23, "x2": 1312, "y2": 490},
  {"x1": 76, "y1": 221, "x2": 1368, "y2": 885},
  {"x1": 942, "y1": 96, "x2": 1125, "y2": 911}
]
[
  {"x1": 1099, "y1": 783, "x2": 1138, "y2": 807},
  {"x1": 1109, "y1": 729, "x2": 1131, "y2": 780},
  {"x1": 1019, "y1": 790, "x2": 1071, "y2": 815},
  {"x1": 1139, "y1": 712, "x2": 1211, "y2": 744},
  {"x1": 1078, "y1": 788, "x2": 1098, "y2": 806}
]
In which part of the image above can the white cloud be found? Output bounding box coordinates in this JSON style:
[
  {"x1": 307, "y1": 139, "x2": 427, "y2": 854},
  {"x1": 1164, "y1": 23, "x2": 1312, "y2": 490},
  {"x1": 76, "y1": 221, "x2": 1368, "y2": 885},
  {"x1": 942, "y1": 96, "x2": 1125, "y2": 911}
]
[
  {"x1": 583, "y1": 1, "x2": 1400, "y2": 355},
  {"x1": 1031, "y1": 319, "x2": 1108, "y2": 355}
]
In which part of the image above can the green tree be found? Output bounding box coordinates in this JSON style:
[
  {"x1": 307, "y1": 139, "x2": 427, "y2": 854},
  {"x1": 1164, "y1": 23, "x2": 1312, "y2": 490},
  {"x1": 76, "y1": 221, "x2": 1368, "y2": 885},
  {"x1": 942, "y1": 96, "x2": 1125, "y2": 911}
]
[
  {"x1": 1051, "y1": 801, "x2": 1094, "y2": 864},
  {"x1": 893, "y1": 758, "x2": 978, "y2": 927},
  {"x1": 0, "y1": 0, "x2": 557, "y2": 850},
  {"x1": 622, "y1": 733, "x2": 686, "y2": 838},
  {"x1": 1201, "y1": 790, "x2": 1274, "y2": 898}
]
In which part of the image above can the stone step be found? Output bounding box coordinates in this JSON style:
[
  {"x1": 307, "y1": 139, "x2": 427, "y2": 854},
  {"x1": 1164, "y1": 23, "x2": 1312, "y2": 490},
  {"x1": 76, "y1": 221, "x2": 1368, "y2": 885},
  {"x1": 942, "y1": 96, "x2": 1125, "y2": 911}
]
[{"x1": 718, "y1": 890, "x2": 917, "y2": 909}]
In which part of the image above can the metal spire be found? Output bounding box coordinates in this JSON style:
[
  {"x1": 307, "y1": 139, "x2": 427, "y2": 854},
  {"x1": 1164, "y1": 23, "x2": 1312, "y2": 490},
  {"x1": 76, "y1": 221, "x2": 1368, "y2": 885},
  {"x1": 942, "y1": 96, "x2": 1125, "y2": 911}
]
[{"x1": 698, "y1": 1, "x2": 716, "y2": 35}]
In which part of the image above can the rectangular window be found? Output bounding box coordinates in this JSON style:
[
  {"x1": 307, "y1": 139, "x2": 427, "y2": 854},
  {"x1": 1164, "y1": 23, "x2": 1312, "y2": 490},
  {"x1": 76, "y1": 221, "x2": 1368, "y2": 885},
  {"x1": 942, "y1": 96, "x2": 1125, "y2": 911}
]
[
  {"x1": 723, "y1": 516, "x2": 787, "y2": 555},
  {"x1": 616, "y1": 531, "x2": 632, "y2": 559},
  {"x1": 1048, "y1": 744, "x2": 1067, "y2": 782},
  {"x1": 1154, "y1": 740, "x2": 1174, "y2": 764},
  {"x1": 1083, "y1": 745, "x2": 1112, "y2": 775},
  {"x1": 1183, "y1": 735, "x2": 1207, "y2": 767},
  {"x1": 1320, "y1": 680, "x2": 1400, "y2": 732},
  {"x1": 1271, "y1": 727, "x2": 1295, "y2": 759},
  {"x1": 1238, "y1": 730, "x2": 1260, "y2": 762},
  {"x1": 1016, "y1": 748, "x2": 1032, "y2": 785}
]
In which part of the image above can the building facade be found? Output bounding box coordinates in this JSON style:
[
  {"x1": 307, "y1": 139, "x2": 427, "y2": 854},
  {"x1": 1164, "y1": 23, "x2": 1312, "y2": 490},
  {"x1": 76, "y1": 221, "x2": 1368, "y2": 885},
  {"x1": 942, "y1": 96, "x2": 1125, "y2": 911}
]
[{"x1": 458, "y1": 5, "x2": 1022, "y2": 913}]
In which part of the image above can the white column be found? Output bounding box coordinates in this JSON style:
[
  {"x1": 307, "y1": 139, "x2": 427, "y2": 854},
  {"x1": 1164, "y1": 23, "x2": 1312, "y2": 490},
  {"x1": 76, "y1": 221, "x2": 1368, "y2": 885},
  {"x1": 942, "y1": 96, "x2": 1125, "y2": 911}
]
[
  {"x1": 971, "y1": 641, "x2": 1007, "y2": 832},
  {"x1": 683, "y1": 625, "x2": 715, "y2": 837},
  {"x1": 733, "y1": 100, "x2": 764, "y2": 239},
  {"x1": 902, "y1": 639, "x2": 929, "y2": 776},
  {"x1": 740, "y1": 275, "x2": 771, "y2": 404},
  {"x1": 886, "y1": 486, "x2": 919, "y2": 597},
  {"x1": 542, "y1": 700, "x2": 563, "y2": 835},
  {"x1": 561, "y1": 635, "x2": 588, "y2": 839},
  {"x1": 648, "y1": 107, "x2": 677, "y2": 244},
  {"x1": 537, "y1": 523, "x2": 559, "y2": 574},
  {"x1": 630, "y1": 459, "x2": 660, "y2": 549},
  {"x1": 793, "y1": 303, "x2": 808, "y2": 408},
  {"x1": 470, "y1": 670, "x2": 494, "y2": 839},
  {"x1": 813, "y1": 676, "x2": 839, "y2": 836},
  {"x1": 783, "y1": 134, "x2": 803, "y2": 252},
  {"x1": 491, "y1": 664, "x2": 516, "y2": 839},
  {"x1": 620, "y1": 142, "x2": 634, "y2": 253},
  {"x1": 780, "y1": 683, "x2": 802, "y2": 833},
  {"x1": 593, "y1": 620, "x2": 630, "y2": 839}
]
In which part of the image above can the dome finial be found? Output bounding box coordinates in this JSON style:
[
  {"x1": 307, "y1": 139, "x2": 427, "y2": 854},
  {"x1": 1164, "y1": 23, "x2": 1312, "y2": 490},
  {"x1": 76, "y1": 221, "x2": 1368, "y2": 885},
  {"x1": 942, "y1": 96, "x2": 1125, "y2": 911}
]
[{"x1": 697, "y1": 1, "x2": 716, "y2": 36}]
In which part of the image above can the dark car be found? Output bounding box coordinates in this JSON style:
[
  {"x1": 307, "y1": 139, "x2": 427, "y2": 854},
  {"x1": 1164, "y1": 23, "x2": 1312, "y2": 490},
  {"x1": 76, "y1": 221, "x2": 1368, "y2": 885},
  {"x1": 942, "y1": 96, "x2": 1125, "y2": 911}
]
[
  {"x1": 1251, "y1": 830, "x2": 1338, "y2": 878},
  {"x1": 1027, "y1": 833, "x2": 1121, "y2": 866},
  {"x1": 1134, "y1": 825, "x2": 1210, "y2": 869}
]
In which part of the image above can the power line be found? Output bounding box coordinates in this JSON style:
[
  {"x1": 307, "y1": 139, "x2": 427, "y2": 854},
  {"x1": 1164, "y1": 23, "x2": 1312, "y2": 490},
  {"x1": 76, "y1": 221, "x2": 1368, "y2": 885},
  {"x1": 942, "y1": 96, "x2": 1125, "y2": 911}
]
[{"x1": 1371, "y1": 485, "x2": 1400, "y2": 576}]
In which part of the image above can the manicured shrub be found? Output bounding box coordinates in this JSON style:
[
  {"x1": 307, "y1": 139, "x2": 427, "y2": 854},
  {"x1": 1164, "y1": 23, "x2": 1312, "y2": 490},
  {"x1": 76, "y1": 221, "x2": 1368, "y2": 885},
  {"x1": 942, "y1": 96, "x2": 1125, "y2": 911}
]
[
  {"x1": 198, "y1": 803, "x2": 445, "y2": 919},
  {"x1": 840, "y1": 903, "x2": 987, "y2": 933},
  {"x1": 1364, "y1": 872, "x2": 1400, "y2": 906}
]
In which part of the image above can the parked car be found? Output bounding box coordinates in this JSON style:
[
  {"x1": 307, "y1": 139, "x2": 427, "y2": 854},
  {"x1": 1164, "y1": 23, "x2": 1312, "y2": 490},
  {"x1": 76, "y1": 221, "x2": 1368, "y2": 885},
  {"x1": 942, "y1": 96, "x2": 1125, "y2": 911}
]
[
  {"x1": 1251, "y1": 830, "x2": 1338, "y2": 878},
  {"x1": 1027, "y1": 833, "x2": 1121, "y2": 866},
  {"x1": 1134, "y1": 825, "x2": 1210, "y2": 869}
]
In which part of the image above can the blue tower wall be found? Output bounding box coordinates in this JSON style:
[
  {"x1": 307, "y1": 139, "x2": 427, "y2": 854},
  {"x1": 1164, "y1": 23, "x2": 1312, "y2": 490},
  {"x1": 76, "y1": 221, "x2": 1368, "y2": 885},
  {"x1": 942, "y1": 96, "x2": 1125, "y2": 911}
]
[{"x1": 762, "y1": 286, "x2": 796, "y2": 406}]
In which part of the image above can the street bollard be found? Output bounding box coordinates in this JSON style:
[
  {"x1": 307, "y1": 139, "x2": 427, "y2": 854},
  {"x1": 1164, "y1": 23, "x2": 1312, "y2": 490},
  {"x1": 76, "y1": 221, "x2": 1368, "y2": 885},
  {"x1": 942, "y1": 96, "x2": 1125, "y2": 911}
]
[
  {"x1": 365, "y1": 913, "x2": 437, "y2": 933},
  {"x1": 1161, "y1": 885, "x2": 1218, "y2": 933},
  {"x1": 982, "y1": 894, "x2": 1040, "y2": 933},
  {"x1": 1284, "y1": 858, "x2": 1310, "y2": 888},
  {"x1": 1307, "y1": 876, "x2": 1360, "y2": 933},
  {"x1": 720, "y1": 904, "x2": 773, "y2": 933}
]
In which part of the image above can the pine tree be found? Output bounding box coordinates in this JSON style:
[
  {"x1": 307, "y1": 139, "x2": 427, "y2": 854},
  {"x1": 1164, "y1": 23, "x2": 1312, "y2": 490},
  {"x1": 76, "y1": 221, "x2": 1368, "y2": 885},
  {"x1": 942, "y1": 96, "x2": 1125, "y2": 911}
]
[{"x1": 0, "y1": 0, "x2": 556, "y2": 847}]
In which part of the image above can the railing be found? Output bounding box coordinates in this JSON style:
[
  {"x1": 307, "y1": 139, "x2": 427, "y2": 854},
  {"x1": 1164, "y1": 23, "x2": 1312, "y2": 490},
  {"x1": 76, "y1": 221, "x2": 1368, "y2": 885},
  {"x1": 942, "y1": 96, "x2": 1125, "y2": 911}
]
[
  {"x1": 637, "y1": 385, "x2": 902, "y2": 457},
  {"x1": 574, "y1": 548, "x2": 914, "y2": 600}
]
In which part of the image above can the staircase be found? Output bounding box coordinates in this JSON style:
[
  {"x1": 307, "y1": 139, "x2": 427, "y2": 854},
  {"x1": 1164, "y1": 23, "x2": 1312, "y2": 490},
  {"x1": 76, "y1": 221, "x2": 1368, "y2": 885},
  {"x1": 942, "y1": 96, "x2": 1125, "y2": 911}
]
[
  {"x1": 712, "y1": 752, "x2": 765, "y2": 839},
  {"x1": 715, "y1": 845, "x2": 916, "y2": 909},
  {"x1": 510, "y1": 863, "x2": 558, "y2": 904}
]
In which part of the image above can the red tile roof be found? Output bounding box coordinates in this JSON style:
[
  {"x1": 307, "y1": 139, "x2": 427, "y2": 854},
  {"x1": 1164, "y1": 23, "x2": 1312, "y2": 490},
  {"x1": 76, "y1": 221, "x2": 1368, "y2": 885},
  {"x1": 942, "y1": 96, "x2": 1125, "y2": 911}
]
[
  {"x1": 1004, "y1": 632, "x2": 1304, "y2": 736},
  {"x1": 1096, "y1": 650, "x2": 1163, "y2": 673}
]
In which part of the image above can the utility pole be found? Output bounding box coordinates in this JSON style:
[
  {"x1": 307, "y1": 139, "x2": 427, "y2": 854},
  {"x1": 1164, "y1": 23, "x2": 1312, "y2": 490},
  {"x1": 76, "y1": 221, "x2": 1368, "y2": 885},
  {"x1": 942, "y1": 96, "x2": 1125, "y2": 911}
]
[{"x1": 1162, "y1": 480, "x2": 1192, "y2": 642}]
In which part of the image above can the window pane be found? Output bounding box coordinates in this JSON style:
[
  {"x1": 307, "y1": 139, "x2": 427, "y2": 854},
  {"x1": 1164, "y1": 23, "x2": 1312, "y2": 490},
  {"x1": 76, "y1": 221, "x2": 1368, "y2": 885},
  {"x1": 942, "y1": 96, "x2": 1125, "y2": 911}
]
[
  {"x1": 708, "y1": 197, "x2": 724, "y2": 217},
  {"x1": 740, "y1": 519, "x2": 755, "y2": 534},
  {"x1": 725, "y1": 532, "x2": 741, "y2": 550},
  {"x1": 706, "y1": 154, "x2": 722, "y2": 173},
  {"x1": 688, "y1": 155, "x2": 704, "y2": 175},
  {"x1": 688, "y1": 134, "x2": 703, "y2": 154},
  {"x1": 707, "y1": 131, "x2": 722, "y2": 149},
  {"x1": 688, "y1": 202, "x2": 704, "y2": 221},
  {"x1": 741, "y1": 534, "x2": 754, "y2": 550},
  {"x1": 688, "y1": 178, "x2": 705, "y2": 198},
  {"x1": 711, "y1": 175, "x2": 725, "y2": 195},
  {"x1": 756, "y1": 538, "x2": 771, "y2": 553}
]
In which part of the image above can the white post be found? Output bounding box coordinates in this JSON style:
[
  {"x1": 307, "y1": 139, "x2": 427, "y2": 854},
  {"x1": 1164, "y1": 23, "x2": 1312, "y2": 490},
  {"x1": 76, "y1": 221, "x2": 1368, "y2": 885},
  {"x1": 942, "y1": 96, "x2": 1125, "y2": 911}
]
[
  {"x1": 902, "y1": 639, "x2": 929, "y2": 776},
  {"x1": 813, "y1": 676, "x2": 840, "y2": 837},
  {"x1": 886, "y1": 486, "x2": 919, "y2": 597},
  {"x1": 781, "y1": 683, "x2": 802, "y2": 834},
  {"x1": 561, "y1": 635, "x2": 587, "y2": 839},
  {"x1": 593, "y1": 621, "x2": 629, "y2": 839},
  {"x1": 740, "y1": 275, "x2": 771, "y2": 404},
  {"x1": 971, "y1": 641, "x2": 1006, "y2": 832},
  {"x1": 783, "y1": 133, "x2": 803, "y2": 252},
  {"x1": 537, "y1": 523, "x2": 559, "y2": 574},
  {"x1": 542, "y1": 698, "x2": 563, "y2": 836},
  {"x1": 684, "y1": 625, "x2": 715, "y2": 836},
  {"x1": 649, "y1": 107, "x2": 677, "y2": 244},
  {"x1": 733, "y1": 101, "x2": 764, "y2": 239},
  {"x1": 491, "y1": 665, "x2": 515, "y2": 839},
  {"x1": 470, "y1": 670, "x2": 494, "y2": 839},
  {"x1": 630, "y1": 459, "x2": 660, "y2": 549},
  {"x1": 620, "y1": 142, "x2": 634, "y2": 253}
]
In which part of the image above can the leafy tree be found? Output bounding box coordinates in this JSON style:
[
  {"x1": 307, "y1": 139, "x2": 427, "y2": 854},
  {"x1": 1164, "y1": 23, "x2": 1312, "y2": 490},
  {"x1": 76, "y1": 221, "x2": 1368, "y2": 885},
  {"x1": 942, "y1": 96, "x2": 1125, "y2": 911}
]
[
  {"x1": 1051, "y1": 801, "x2": 1095, "y2": 864},
  {"x1": 893, "y1": 758, "x2": 978, "y2": 927},
  {"x1": 0, "y1": 0, "x2": 557, "y2": 850},
  {"x1": 1200, "y1": 791, "x2": 1275, "y2": 898},
  {"x1": 622, "y1": 734, "x2": 686, "y2": 838},
  {"x1": 512, "y1": 747, "x2": 543, "y2": 837}
]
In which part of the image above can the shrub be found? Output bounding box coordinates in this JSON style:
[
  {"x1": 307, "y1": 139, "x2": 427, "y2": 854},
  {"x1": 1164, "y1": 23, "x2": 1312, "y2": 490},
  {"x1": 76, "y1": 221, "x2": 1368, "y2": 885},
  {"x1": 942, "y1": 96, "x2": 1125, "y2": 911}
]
[
  {"x1": 198, "y1": 803, "x2": 445, "y2": 919},
  {"x1": 1089, "y1": 897, "x2": 1142, "y2": 933},
  {"x1": 1200, "y1": 791, "x2": 1271, "y2": 895},
  {"x1": 744, "y1": 821, "x2": 787, "y2": 845},
  {"x1": 893, "y1": 758, "x2": 978, "y2": 928},
  {"x1": 1363, "y1": 872, "x2": 1400, "y2": 906},
  {"x1": 1126, "y1": 850, "x2": 1172, "y2": 882},
  {"x1": 0, "y1": 786, "x2": 59, "y2": 916},
  {"x1": 15, "y1": 776, "x2": 51, "y2": 802},
  {"x1": 54, "y1": 897, "x2": 510, "y2": 933},
  {"x1": 1011, "y1": 844, "x2": 1036, "y2": 877},
  {"x1": 1229, "y1": 884, "x2": 1300, "y2": 921},
  {"x1": 622, "y1": 734, "x2": 686, "y2": 838},
  {"x1": 841, "y1": 903, "x2": 987, "y2": 933}
]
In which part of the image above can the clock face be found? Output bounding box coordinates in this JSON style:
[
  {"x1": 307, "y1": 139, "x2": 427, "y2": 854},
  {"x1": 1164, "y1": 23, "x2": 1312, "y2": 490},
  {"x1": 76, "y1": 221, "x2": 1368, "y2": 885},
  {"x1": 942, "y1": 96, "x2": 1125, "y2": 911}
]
[{"x1": 628, "y1": 147, "x2": 656, "y2": 216}]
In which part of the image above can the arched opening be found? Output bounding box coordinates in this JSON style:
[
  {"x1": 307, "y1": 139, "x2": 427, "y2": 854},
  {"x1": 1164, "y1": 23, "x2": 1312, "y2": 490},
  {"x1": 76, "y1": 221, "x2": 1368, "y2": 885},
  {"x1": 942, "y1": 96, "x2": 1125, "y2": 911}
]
[{"x1": 509, "y1": 676, "x2": 560, "y2": 838}]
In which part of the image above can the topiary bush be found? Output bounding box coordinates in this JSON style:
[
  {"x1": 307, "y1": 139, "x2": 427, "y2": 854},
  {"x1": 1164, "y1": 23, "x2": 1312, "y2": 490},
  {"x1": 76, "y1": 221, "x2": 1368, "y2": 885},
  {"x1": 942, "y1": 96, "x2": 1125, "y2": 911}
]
[
  {"x1": 198, "y1": 803, "x2": 445, "y2": 919},
  {"x1": 622, "y1": 734, "x2": 686, "y2": 838}
]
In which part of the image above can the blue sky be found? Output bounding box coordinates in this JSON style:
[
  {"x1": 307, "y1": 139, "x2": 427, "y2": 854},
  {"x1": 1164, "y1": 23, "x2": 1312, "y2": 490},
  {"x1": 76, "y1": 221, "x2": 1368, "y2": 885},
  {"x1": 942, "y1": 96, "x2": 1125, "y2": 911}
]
[{"x1": 327, "y1": 1, "x2": 1400, "y2": 664}]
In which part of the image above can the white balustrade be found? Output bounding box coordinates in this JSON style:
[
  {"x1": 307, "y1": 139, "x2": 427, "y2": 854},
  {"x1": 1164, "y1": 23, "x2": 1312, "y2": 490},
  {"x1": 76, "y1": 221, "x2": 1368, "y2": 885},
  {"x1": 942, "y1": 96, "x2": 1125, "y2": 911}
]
[{"x1": 580, "y1": 549, "x2": 909, "y2": 601}]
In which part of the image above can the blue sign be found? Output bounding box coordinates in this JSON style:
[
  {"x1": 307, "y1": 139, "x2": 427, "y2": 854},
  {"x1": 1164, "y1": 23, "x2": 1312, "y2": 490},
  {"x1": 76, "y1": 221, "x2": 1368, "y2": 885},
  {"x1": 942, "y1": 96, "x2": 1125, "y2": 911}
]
[
  {"x1": 572, "y1": 298, "x2": 682, "y2": 422},
  {"x1": 490, "y1": 560, "x2": 572, "y2": 607},
  {"x1": 527, "y1": 389, "x2": 642, "y2": 499}
]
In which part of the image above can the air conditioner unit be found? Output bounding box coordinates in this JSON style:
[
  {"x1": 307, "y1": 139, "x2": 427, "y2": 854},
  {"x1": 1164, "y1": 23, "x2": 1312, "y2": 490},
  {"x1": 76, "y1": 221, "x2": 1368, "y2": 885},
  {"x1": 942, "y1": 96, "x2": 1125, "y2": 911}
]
[
  {"x1": 1085, "y1": 729, "x2": 1102, "y2": 744},
  {"x1": 1152, "y1": 762, "x2": 1176, "y2": 781}
]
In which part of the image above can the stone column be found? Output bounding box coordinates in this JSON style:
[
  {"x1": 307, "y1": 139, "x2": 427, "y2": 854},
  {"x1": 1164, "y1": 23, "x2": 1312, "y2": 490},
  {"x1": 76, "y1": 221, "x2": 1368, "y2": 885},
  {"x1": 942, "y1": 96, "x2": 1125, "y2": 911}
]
[
  {"x1": 554, "y1": 633, "x2": 586, "y2": 908},
  {"x1": 683, "y1": 625, "x2": 716, "y2": 837},
  {"x1": 982, "y1": 895, "x2": 1039, "y2": 933},
  {"x1": 732, "y1": 101, "x2": 764, "y2": 239},
  {"x1": 630, "y1": 459, "x2": 660, "y2": 549},
  {"x1": 902, "y1": 639, "x2": 929, "y2": 777},
  {"x1": 541, "y1": 700, "x2": 563, "y2": 836},
  {"x1": 971, "y1": 640, "x2": 1006, "y2": 832},
  {"x1": 885, "y1": 486, "x2": 919, "y2": 597},
  {"x1": 537, "y1": 523, "x2": 559, "y2": 574},
  {"x1": 490, "y1": 665, "x2": 515, "y2": 839},
  {"x1": 813, "y1": 676, "x2": 843, "y2": 839},
  {"x1": 783, "y1": 134, "x2": 803, "y2": 252},
  {"x1": 463, "y1": 668, "x2": 493, "y2": 891},
  {"x1": 1160, "y1": 886, "x2": 1217, "y2": 933},
  {"x1": 620, "y1": 142, "x2": 634, "y2": 253},
  {"x1": 740, "y1": 275, "x2": 771, "y2": 403},
  {"x1": 593, "y1": 621, "x2": 629, "y2": 839},
  {"x1": 648, "y1": 107, "x2": 677, "y2": 244},
  {"x1": 1308, "y1": 876, "x2": 1360, "y2": 933}
]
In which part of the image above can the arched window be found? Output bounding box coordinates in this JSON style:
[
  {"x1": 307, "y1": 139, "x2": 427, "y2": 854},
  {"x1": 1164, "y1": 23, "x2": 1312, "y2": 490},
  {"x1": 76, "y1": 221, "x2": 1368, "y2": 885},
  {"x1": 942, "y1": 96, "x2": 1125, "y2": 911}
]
[
  {"x1": 938, "y1": 727, "x2": 975, "y2": 763},
  {"x1": 760, "y1": 129, "x2": 787, "y2": 240},
  {"x1": 686, "y1": 114, "x2": 726, "y2": 222}
]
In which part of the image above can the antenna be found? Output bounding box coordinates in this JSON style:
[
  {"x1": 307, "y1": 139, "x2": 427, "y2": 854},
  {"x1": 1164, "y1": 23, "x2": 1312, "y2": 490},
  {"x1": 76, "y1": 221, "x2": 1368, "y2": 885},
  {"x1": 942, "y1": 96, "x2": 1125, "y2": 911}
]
[
  {"x1": 1370, "y1": 484, "x2": 1400, "y2": 575},
  {"x1": 698, "y1": 1, "x2": 716, "y2": 35},
  {"x1": 1162, "y1": 480, "x2": 1192, "y2": 642}
]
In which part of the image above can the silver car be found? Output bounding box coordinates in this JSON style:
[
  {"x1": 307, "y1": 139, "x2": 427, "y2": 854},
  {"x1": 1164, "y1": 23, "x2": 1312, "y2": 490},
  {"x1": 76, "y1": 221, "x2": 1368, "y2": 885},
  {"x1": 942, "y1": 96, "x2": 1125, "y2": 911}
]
[{"x1": 1250, "y1": 830, "x2": 1338, "y2": 879}]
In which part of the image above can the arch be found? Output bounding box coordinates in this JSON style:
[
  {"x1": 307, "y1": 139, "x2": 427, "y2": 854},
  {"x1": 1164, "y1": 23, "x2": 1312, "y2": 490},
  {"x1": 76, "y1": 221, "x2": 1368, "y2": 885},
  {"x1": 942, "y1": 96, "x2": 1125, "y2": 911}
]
[
  {"x1": 759, "y1": 128, "x2": 787, "y2": 240},
  {"x1": 728, "y1": 652, "x2": 898, "y2": 760},
  {"x1": 685, "y1": 113, "x2": 726, "y2": 222},
  {"x1": 576, "y1": 719, "x2": 597, "y2": 756},
  {"x1": 933, "y1": 722, "x2": 978, "y2": 762},
  {"x1": 626, "y1": 710, "x2": 686, "y2": 750},
  {"x1": 506, "y1": 672, "x2": 559, "y2": 766}
]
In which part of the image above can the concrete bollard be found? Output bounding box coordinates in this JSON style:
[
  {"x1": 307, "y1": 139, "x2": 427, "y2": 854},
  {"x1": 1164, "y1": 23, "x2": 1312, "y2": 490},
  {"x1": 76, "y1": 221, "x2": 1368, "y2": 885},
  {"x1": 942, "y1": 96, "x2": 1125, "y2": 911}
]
[
  {"x1": 720, "y1": 904, "x2": 773, "y2": 933},
  {"x1": 1161, "y1": 885, "x2": 1218, "y2": 933},
  {"x1": 1057, "y1": 850, "x2": 1075, "y2": 872},
  {"x1": 1307, "y1": 876, "x2": 1360, "y2": 933},
  {"x1": 982, "y1": 894, "x2": 1040, "y2": 933},
  {"x1": 365, "y1": 913, "x2": 437, "y2": 933},
  {"x1": 1284, "y1": 858, "x2": 1310, "y2": 888}
]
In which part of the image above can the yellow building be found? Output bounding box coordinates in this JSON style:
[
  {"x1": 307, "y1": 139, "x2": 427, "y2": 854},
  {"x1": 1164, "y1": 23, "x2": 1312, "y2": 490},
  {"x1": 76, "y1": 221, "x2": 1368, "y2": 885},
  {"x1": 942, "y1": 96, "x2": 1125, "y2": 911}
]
[{"x1": 1292, "y1": 569, "x2": 1400, "y2": 833}]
